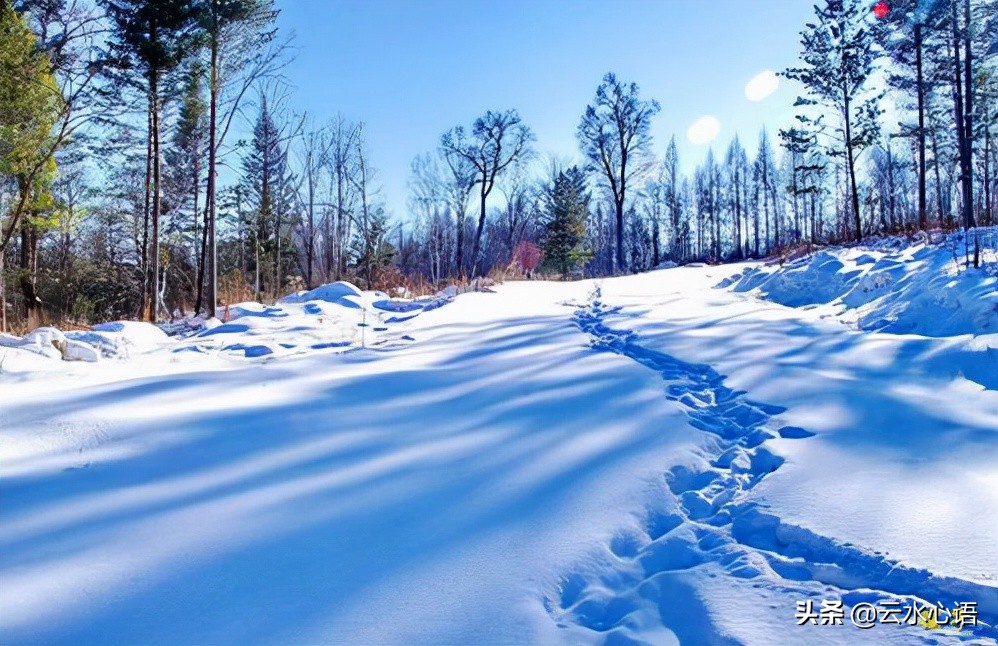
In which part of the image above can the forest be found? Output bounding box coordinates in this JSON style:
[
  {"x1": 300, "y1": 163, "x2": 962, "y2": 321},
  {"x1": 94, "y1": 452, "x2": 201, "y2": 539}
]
[{"x1": 1, "y1": 0, "x2": 996, "y2": 332}]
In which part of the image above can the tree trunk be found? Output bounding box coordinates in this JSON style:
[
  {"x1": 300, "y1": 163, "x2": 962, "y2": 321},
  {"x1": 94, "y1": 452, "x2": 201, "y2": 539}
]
[
  {"x1": 0, "y1": 248, "x2": 6, "y2": 334},
  {"x1": 471, "y1": 188, "x2": 487, "y2": 277},
  {"x1": 205, "y1": 29, "x2": 220, "y2": 316},
  {"x1": 952, "y1": 0, "x2": 975, "y2": 233},
  {"x1": 18, "y1": 205, "x2": 41, "y2": 329},
  {"x1": 195, "y1": 184, "x2": 209, "y2": 313},
  {"x1": 984, "y1": 128, "x2": 993, "y2": 226},
  {"x1": 615, "y1": 199, "x2": 625, "y2": 273},
  {"x1": 148, "y1": 69, "x2": 162, "y2": 322},
  {"x1": 963, "y1": 0, "x2": 974, "y2": 232},
  {"x1": 843, "y1": 89, "x2": 862, "y2": 242},
  {"x1": 916, "y1": 22, "x2": 928, "y2": 230},
  {"x1": 306, "y1": 176, "x2": 314, "y2": 289},
  {"x1": 139, "y1": 101, "x2": 153, "y2": 318}
]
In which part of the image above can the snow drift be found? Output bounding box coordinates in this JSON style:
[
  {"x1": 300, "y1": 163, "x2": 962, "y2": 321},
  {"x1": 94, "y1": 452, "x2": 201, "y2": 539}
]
[{"x1": 720, "y1": 228, "x2": 998, "y2": 337}]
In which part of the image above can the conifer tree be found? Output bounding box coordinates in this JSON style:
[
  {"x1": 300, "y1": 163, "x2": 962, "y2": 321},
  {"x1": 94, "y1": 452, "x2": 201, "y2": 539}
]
[
  {"x1": 105, "y1": 0, "x2": 199, "y2": 320},
  {"x1": 784, "y1": 0, "x2": 882, "y2": 241},
  {"x1": 195, "y1": 0, "x2": 278, "y2": 316},
  {"x1": 0, "y1": 2, "x2": 63, "y2": 328},
  {"x1": 241, "y1": 96, "x2": 294, "y2": 299},
  {"x1": 542, "y1": 166, "x2": 591, "y2": 278}
]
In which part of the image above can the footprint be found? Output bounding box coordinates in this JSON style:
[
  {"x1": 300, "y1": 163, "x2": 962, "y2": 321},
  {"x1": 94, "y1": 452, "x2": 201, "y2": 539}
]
[
  {"x1": 610, "y1": 530, "x2": 644, "y2": 559},
  {"x1": 778, "y1": 426, "x2": 815, "y2": 439},
  {"x1": 645, "y1": 511, "x2": 683, "y2": 541},
  {"x1": 665, "y1": 465, "x2": 719, "y2": 494},
  {"x1": 639, "y1": 533, "x2": 705, "y2": 575},
  {"x1": 559, "y1": 572, "x2": 588, "y2": 610},
  {"x1": 571, "y1": 595, "x2": 639, "y2": 632}
]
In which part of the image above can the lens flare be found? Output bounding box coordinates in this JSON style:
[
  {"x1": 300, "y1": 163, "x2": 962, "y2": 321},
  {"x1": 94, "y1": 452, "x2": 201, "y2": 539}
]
[
  {"x1": 745, "y1": 70, "x2": 779, "y2": 102},
  {"x1": 687, "y1": 116, "x2": 720, "y2": 146}
]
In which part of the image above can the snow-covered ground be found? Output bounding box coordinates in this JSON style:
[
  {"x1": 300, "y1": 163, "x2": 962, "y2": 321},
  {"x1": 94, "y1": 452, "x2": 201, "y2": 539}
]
[{"x1": 1, "y1": 234, "x2": 996, "y2": 644}]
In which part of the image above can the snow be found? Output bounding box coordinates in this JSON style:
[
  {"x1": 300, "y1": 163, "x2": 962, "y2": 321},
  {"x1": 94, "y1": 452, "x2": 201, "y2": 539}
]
[
  {"x1": 1, "y1": 242, "x2": 996, "y2": 644},
  {"x1": 723, "y1": 228, "x2": 998, "y2": 336}
]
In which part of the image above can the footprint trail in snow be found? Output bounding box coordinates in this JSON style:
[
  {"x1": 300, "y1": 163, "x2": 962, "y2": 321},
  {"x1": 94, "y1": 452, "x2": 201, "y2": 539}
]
[{"x1": 546, "y1": 289, "x2": 998, "y2": 644}]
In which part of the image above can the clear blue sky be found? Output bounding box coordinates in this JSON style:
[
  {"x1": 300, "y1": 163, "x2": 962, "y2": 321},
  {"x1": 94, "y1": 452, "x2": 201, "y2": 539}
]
[{"x1": 274, "y1": 0, "x2": 816, "y2": 219}]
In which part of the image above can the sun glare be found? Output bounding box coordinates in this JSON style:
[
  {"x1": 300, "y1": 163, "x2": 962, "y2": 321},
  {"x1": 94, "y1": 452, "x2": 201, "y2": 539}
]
[
  {"x1": 686, "y1": 115, "x2": 720, "y2": 146},
  {"x1": 745, "y1": 70, "x2": 779, "y2": 102}
]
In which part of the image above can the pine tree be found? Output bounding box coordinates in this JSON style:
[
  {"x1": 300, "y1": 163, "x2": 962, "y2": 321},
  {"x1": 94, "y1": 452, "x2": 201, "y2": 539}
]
[
  {"x1": 348, "y1": 206, "x2": 394, "y2": 289},
  {"x1": 753, "y1": 128, "x2": 778, "y2": 256},
  {"x1": 874, "y1": 0, "x2": 949, "y2": 230},
  {"x1": 164, "y1": 63, "x2": 207, "y2": 287},
  {"x1": 105, "y1": 0, "x2": 199, "y2": 320},
  {"x1": 1, "y1": 2, "x2": 63, "y2": 329},
  {"x1": 542, "y1": 166, "x2": 591, "y2": 278},
  {"x1": 663, "y1": 136, "x2": 681, "y2": 260},
  {"x1": 784, "y1": 0, "x2": 882, "y2": 242},
  {"x1": 241, "y1": 96, "x2": 293, "y2": 300}
]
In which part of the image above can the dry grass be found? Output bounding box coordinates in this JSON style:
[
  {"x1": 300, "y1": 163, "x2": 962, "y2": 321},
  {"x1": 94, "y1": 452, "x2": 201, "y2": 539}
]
[{"x1": 218, "y1": 270, "x2": 256, "y2": 307}]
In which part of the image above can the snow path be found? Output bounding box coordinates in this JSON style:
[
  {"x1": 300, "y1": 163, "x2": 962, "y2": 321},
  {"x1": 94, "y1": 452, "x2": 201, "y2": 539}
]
[
  {"x1": 2, "y1": 259, "x2": 996, "y2": 644},
  {"x1": 547, "y1": 289, "x2": 998, "y2": 644}
]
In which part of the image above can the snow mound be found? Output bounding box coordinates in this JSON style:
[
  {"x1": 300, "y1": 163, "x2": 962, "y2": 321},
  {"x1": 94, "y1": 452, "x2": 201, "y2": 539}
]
[
  {"x1": 278, "y1": 281, "x2": 363, "y2": 305},
  {"x1": 172, "y1": 284, "x2": 455, "y2": 359},
  {"x1": 0, "y1": 327, "x2": 101, "y2": 362},
  {"x1": 225, "y1": 302, "x2": 289, "y2": 319},
  {"x1": 64, "y1": 321, "x2": 171, "y2": 358},
  {"x1": 723, "y1": 228, "x2": 998, "y2": 336}
]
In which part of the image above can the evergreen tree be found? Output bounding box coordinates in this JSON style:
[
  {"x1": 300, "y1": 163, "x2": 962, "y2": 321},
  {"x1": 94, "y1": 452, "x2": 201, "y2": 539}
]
[
  {"x1": 542, "y1": 166, "x2": 591, "y2": 278},
  {"x1": 164, "y1": 62, "x2": 207, "y2": 266},
  {"x1": 874, "y1": 0, "x2": 949, "y2": 230},
  {"x1": 663, "y1": 136, "x2": 681, "y2": 260},
  {"x1": 753, "y1": 128, "x2": 778, "y2": 256},
  {"x1": 348, "y1": 206, "x2": 394, "y2": 288},
  {"x1": 104, "y1": 0, "x2": 199, "y2": 319},
  {"x1": 784, "y1": 0, "x2": 882, "y2": 241},
  {"x1": 0, "y1": 2, "x2": 63, "y2": 329},
  {"x1": 241, "y1": 96, "x2": 293, "y2": 299}
]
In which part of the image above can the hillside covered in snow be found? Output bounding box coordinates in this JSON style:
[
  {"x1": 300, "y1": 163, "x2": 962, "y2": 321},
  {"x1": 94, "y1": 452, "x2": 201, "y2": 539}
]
[{"x1": 1, "y1": 232, "x2": 996, "y2": 645}]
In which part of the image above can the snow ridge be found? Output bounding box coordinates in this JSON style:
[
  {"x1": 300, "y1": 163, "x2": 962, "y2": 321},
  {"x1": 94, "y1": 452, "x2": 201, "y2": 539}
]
[{"x1": 546, "y1": 289, "x2": 998, "y2": 643}]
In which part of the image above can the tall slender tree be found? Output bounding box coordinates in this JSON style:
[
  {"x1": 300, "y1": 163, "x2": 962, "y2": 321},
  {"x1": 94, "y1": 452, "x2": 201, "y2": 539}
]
[
  {"x1": 195, "y1": 0, "x2": 278, "y2": 316},
  {"x1": 105, "y1": 0, "x2": 199, "y2": 320},
  {"x1": 441, "y1": 109, "x2": 534, "y2": 276},
  {"x1": 784, "y1": 0, "x2": 882, "y2": 241},
  {"x1": 578, "y1": 72, "x2": 660, "y2": 272}
]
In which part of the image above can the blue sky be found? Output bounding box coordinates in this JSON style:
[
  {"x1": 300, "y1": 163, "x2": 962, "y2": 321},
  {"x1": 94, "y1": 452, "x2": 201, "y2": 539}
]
[{"x1": 274, "y1": 0, "x2": 816, "y2": 219}]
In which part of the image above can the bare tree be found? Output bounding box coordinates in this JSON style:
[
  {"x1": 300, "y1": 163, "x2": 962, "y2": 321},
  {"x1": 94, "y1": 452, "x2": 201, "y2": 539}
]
[
  {"x1": 293, "y1": 120, "x2": 332, "y2": 288},
  {"x1": 326, "y1": 114, "x2": 361, "y2": 281},
  {"x1": 196, "y1": 0, "x2": 286, "y2": 316},
  {"x1": 441, "y1": 109, "x2": 534, "y2": 276},
  {"x1": 578, "y1": 72, "x2": 660, "y2": 273}
]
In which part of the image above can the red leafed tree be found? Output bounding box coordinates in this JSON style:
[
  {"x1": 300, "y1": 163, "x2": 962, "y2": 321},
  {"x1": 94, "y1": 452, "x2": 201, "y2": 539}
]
[{"x1": 512, "y1": 241, "x2": 543, "y2": 278}]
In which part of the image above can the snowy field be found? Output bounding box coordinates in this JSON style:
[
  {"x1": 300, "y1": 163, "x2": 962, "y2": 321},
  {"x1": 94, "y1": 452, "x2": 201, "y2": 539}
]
[{"x1": 1, "y1": 232, "x2": 997, "y2": 645}]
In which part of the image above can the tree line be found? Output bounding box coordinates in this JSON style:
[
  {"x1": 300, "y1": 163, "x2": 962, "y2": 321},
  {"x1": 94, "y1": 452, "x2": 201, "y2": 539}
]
[{"x1": 1, "y1": 0, "x2": 996, "y2": 332}]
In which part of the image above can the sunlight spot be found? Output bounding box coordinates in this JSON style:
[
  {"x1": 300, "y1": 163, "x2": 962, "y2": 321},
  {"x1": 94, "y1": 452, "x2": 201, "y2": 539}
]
[
  {"x1": 686, "y1": 116, "x2": 720, "y2": 146},
  {"x1": 745, "y1": 70, "x2": 779, "y2": 102}
]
